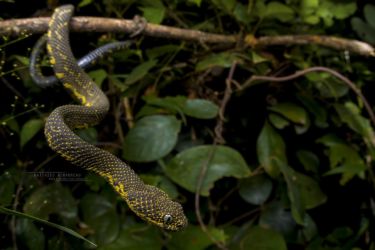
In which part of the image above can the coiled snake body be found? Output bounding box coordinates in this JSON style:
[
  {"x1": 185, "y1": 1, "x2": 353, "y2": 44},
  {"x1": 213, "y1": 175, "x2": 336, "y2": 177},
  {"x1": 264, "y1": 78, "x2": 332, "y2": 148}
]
[{"x1": 43, "y1": 5, "x2": 187, "y2": 231}]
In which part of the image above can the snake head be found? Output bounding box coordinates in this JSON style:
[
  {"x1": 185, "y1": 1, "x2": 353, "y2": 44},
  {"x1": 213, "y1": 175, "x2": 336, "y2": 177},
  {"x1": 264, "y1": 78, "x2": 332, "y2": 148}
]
[{"x1": 126, "y1": 185, "x2": 188, "y2": 231}]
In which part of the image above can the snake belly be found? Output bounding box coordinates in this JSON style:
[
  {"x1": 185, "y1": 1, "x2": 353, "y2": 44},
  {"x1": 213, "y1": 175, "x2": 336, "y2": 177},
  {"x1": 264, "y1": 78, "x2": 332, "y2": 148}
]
[{"x1": 44, "y1": 4, "x2": 187, "y2": 231}]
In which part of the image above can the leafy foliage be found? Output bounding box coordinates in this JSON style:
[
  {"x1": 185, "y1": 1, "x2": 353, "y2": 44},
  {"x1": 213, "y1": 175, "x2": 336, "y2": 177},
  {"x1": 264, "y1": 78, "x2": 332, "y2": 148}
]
[{"x1": 0, "y1": 0, "x2": 374, "y2": 249}]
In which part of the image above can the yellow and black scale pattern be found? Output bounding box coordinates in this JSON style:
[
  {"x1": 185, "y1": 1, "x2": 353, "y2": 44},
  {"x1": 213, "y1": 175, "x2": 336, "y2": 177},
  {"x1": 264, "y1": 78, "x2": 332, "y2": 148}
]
[{"x1": 44, "y1": 5, "x2": 187, "y2": 231}]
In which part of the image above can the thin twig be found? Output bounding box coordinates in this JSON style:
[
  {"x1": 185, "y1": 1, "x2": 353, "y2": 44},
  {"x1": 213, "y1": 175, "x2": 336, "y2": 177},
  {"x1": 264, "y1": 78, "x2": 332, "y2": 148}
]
[
  {"x1": 123, "y1": 97, "x2": 134, "y2": 129},
  {"x1": 194, "y1": 62, "x2": 237, "y2": 250},
  {"x1": 1, "y1": 17, "x2": 374, "y2": 56},
  {"x1": 240, "y1": 66, "x2": 375, "y2": 129}
]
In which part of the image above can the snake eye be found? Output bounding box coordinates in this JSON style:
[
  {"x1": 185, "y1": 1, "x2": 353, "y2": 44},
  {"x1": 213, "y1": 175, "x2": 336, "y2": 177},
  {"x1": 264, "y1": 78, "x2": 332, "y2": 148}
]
[{"x1": 163, "y1": 214, "x2": 173, "y2": 224}]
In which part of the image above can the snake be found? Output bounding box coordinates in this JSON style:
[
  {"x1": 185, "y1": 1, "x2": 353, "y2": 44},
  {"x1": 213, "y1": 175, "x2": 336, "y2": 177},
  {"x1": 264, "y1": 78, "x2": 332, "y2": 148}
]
[
  {"x1": 29, "y1": 34, "x2": 132, "y2": 88},
  {"x1": 41, "y1": 4, "x2": 187, "y2": 231}
]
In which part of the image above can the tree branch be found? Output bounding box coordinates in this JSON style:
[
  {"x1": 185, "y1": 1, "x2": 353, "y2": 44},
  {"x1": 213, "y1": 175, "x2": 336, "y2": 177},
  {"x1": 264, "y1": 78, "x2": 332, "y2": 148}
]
[{"x1": 0, "y1": 17, "x2": 374, "y2": 56}]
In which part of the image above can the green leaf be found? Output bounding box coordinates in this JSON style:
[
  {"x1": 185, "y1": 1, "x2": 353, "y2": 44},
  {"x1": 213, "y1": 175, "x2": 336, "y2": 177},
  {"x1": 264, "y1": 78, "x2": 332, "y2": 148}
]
[
  {"x1": 364, "y1": 4, "x2": 375, "y2": 28},
  {"x1": 263, "y1": 2, "x2": 295, "y2": 22},
  {"x1": 188, "y1": 0, "x2": 202, "y2": 7},
  {"x1": 0, "y1": 206, "x2": 96, "y2": 247},
  {"x1": 297, "y1": 95, "x2": 328, "y2": 128},
  {"x1": 140, "y1": 174, "x2": 179, "y2": 199},
  {"x1": 296, "y1": 150, "x2": 319, "y2": 173},
  {"x1": 211, "y1": 0, "x2": 236, "y2": 13},
  {"x1": 23, "y1": 183, "x2": 77, "y2": 223},
  {"x1": 80, "y1": 193, "x2": 119, "y2": 245},
  {"x1": 182, "y1": 99, "x2": 219, "y2": 119},
  {"x1": 125, "y1": 59, "x2": 158, "y2": 85},
  {"x1": 123, "y1": 115, "x2": 181, "y2": 162},
  {"x1": 15, "y1": 218, "x2": 45, "y2": 250},
  {"x1": 165, "y1": 145, "x2": 251, "y2": 196},
  {"x1": 317, "y1": 134, "x2": 367, "y2": 185},
  {"x1": 140, "y1": 6, "x2": 166, "y2": 24},
  {"x1": 268, "y1": 102, "x2": 308, "y2": 125},
  {"x1": 142, "y1": 96, "x2": 219, "y2": 119},
  {"x1": 0, "y1": 170, "x2": 15, "y2": 206},
  {"x1": 88, "y1": 69, "x2": 107, "y2": 87},
  {"x1": 259, "y1": 201, "x2": 296, "y2": 238},
  {"x1": 196, "y1": 52, "x2": 238, "y2": 71},
  {"x1": 294, "y1": 172, "x2": 327, "y2": 209},
  {"x1": 76, "y1": 127, "x2": 98, "y2": 144},
  {"x1": 146, "y1": 45, "x2": 181, "y2": 59},
  {"x1": 351, "y1": 17, "x2": 375, "y2": 45},
  {"x1": 100, "y1": 223, "x2": 162, "y2": 250},
  {"x1": 257, "y1": 122, "x2": 286, "y2": 178},
  {"x1": 269, "y1": 114, "x2": 290, "y2": 129},
  {"x1": 274, "y1": 159, "x2": 304, "y2": 225},
  {"x1": 335, "y1": 102, "x2": 375, "y2": 142},
  {"x1": 240, "y1": 226, "x2": 287, "y2": 250},
  {"x1": 142, "y1": 95, "x2": 186, "y2": 117},
  {"x1": 239, "y1": 175, "x2": 272, "y2": 205},
  {"x1": 168, "y1": 226, "x2": 226, "y2": 250},
  {"x1": 78, "y1": 0, "x2": 93, "y2": 8},
  {"x1": 20, "y1": 118, "x2": 43, "y2": 149}
]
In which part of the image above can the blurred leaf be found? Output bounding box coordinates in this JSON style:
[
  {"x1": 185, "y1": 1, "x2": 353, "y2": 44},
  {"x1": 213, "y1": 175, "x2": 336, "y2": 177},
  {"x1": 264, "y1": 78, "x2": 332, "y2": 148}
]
[
  {"x1": 146, "y1": 45, "x2": 181, "y2": 59},
  {"x1": 140, "y1": 6, "x2": 165, "y2": 24},
  {"x1": 298, "y1": 95, "x2": 328, "y2": 128},
  {"x1": 251, "y1": 51, "x2": 270, "y2": 64},
  {"x1": 351, "y1": 17, "x2": 375, "y2": 44},
  {"x1": 302, "y1": 214, "x2": 318, "y2": 241},
  {"x1": 142, "y1": 96, "x2": 186, "y2": 117},
  {"x1": 168, "y1": 225, "x2": 226, "y2": 250},
  {"x1": 20, "y1": 118, "x2": 43, "y2": 149},
  {"x1": 364, "y1": 4, "x2": 375, "y2": 28},
  {"x1": 239, "y1": 175, "x2": 272, "y2": 205},
  {"x1": 211, "y1": 0, "x2": 236, "y2": 13},
  {"x1": 80, "y1": 193, "x2": 119, "y2": 245},
  {"x1": 140, "y1": 174, "x2": 179, "y2": 199},
  {"x1": 269, "y1": 102, "x2": 308, "y2": 125},
  {"x1": 296, "y1": 150, "x2": 319, "y2": 173},
  {"x1": 317, "y1": 134, "x2": 367, "y2": 185},
  {"x1": 15, "y1": 218, "x2": 45, "y2": 250},
  {"x1": 0, "y1": 206, "x2": 96, "y2": 247},
  {"x1": 182, "y1": 99, "x2": 219, "y2": 119},
  {"x1": 239, "y1": 226, "x2": 287, "y2": 250},
  {"x1": 100, "y1": 223, "x2": 162, "y2": 250},
  {"x1": 88, "y1": 69, "x2": 107, "y2": 87},
  {"x1": 125, "y1": 59, "x2": 158, "y2": 85},
  {"x1": 196, "y1": 52, "x2": 238, "y2": 71},
  {"x1": 269, "y1": 114, "x2": 290, "y2": 129},
  {"x1": 259, "y1": 201, "x2": 296, "y2": 238},
  {"x1": 76, "y1": 127, "x2": 98, "y2": 144},
  {"x1": 165, "y1": 145, "x2": 251, "y2": 196},
  {"x1": 274, "y1": 159, "x2": 304, "y2": 225},
  {"x1": 23, "y1": 183, "x2": 77, "y2": 223},
  {"x1": 294, "y1": 172, "x2": 327, "y2": 209},
  {"x1": 188, "y1": 0, "x2": 202, "y2": 7},
  {"x1": 142, "y1": 96, "x2": 219, "y2": 119},
  {"x1": 0, "y1": 170, "x2": 15, "y2": 206},
  {"x1": 335, "y1": 102, "x2": 375, "y2": 142},
  {"x1": 78, "y1": 0, "x2": 93, "y2": 8},
  {"x1": 257, "y1": 122, "x2": 286, "y2": 178},
  {"x1": 123, "y1": 115, "x2": 181, "y2": 162},
  {"x1": 264, "y1": 2, "x2": 295, "y2": 22},
  {"x1": 233, "y1": 3, "x2": 251, "y2": 24}
]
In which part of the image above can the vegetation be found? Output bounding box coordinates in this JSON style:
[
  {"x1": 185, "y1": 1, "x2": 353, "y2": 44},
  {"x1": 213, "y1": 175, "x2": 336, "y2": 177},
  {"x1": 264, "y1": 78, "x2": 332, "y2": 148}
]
[{"x1": 0, "y1": 0, "x2": 374, "y2": 249}]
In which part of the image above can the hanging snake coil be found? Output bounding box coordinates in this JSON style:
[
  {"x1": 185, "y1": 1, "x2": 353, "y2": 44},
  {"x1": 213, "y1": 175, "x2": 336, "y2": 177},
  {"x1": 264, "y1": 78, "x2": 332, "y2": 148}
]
[{"x1": 43, "y1": 5, "x2": 187, "y2": 231}]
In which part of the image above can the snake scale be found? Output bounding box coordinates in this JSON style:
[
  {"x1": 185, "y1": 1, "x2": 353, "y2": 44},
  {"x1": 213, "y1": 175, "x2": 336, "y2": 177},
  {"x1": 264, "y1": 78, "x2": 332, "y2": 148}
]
[{"x1": 43, "y1": 5, "x2": 187, "y2": 231}]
